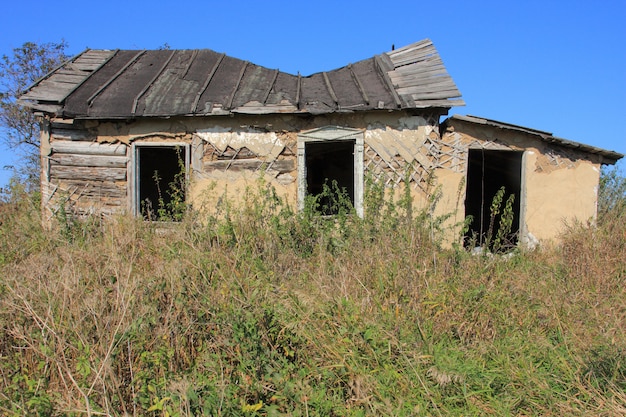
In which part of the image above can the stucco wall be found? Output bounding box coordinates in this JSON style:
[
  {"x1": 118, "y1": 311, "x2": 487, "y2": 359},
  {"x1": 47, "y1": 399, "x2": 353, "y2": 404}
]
[
  {"x1": 43, "y1": 111, "x2": 444, "y2": 222},
  {"x1": 43, "y1": 111, "x2": 603, "y2": 245},
  {"x1": 441, "y1": 119, "x2": 603, "y2": 244},
  {"x1": 523, "y1": 150, "x2": 600, "y2": 241}
]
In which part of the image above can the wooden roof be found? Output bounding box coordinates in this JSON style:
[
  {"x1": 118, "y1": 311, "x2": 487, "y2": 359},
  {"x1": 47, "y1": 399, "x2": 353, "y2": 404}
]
[
  {"x1": 444, "y1": 115, "x2": 624, "y2": 163},
  {"x1": 19, "y1": 39, "x2": 464, "y2": 119}
]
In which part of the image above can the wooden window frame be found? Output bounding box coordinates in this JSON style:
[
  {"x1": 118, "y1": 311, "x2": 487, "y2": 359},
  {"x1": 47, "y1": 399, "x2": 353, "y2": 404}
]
[
  {"x1": 129, "y1": 141, "x2": 190, "y2": 217},
  {"x1": 297, "y1": 126, "x2": 364, "y2": 217}
]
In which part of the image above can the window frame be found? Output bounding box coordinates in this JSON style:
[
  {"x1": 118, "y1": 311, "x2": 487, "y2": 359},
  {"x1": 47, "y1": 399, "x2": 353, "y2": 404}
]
[
  {"x1": 129, "y1": 141, "x2": 190, "y2": 217},
  {"x1": 464, "y1": 148, "x2": 527, "y2": 248},
  {"x1": 297, "y1": 126, "x2": 364, "y2": 217}
]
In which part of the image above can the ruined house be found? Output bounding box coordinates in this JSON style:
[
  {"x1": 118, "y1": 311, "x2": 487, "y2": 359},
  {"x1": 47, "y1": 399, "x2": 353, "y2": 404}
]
[{"x1": 19, "y1": 39, "x2": 623, "y2": 246}]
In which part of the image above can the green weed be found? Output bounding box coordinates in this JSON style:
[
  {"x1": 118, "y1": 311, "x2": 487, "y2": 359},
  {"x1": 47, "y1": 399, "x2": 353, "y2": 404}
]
[{"x1": 0, "y1": 176, "x2": 624, "y2": 416}]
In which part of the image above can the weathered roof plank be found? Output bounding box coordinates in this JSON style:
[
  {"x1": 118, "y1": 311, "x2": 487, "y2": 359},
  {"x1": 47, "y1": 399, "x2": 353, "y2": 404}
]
[
  {"x1": 138, "y1": 50, "x2": 202, "y2": 116},
  {"x1": 20, "y1": 39, "x2": 465, "y2": 117}
]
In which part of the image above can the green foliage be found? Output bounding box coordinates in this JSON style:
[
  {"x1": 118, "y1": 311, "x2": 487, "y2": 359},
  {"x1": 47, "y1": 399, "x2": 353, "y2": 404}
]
[
  {"x1": 0, "y1": 40, "x2": 68, "y2": 188},
  {"x1": 0, "y1": 179, "x2": 48, "y2": 265},
  {"x1": 468, "y1": 186, "x2": 517, "y2": 254},
  {"x1": 143, "y1": 147, "x2": 188, "y2": 222},
  {"x1": 598, "y1": 164, "x2": 626, "y2": 222},
  {"x1": 0, "y1": 179, "x2": 625, "y2": 416}
]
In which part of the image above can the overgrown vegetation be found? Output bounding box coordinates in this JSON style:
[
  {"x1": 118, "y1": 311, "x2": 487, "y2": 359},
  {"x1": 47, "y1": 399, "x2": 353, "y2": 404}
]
[
  {"x1": 0, "y1": 172, "x2": 624, "y2": 416},
  {"x1": 598, "y1": 165, "x2": 626, "y2": 223},
  {"x1": 0, "y1": 41, "x2": 68, "y2": 188}
]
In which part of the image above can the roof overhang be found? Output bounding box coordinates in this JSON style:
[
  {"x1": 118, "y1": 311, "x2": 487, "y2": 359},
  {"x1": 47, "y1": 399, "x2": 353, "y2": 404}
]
[{"x1": 444, "y1": 114, "x2": 624, "y2": 164}]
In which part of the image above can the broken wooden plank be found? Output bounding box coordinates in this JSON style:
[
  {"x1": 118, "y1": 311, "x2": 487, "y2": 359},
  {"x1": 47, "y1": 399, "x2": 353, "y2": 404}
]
[
  {"x1": 204, "y1": 159, "x2": 294, "y2": 173},
  {"x1": 389, "y1": 59, "x2": 445, "y2": 76}
]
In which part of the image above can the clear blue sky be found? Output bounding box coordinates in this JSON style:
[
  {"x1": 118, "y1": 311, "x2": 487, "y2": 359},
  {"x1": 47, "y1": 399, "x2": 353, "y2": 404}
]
[{"x1": 1, "y1": 0, "x2": 625, "y2": 187}]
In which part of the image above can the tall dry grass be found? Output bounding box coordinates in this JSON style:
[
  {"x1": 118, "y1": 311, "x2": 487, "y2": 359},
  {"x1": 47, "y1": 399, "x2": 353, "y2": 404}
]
[{"x1": 0, "y1": 179, "x2": 624, "y2": 416}]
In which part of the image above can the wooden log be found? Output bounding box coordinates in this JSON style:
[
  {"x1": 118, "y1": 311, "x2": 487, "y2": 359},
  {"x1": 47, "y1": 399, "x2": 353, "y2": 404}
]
[
  {"x1": 50, "y1": 120, "x2": 79, "y2": 128},
  {"x1": 51, "y1": 128, "x2": 91, "y2": 141},
  {"x1": 51, "y1": 140, "x2": 127, "y2": 156},
  {"x1": 204, "y1": 159, "x2": 294, "y2": 173},
  {"x1": 50, "y1": 166, "x2": 126, "y2": 181},
  {"x1": 49, "y1": 153, "x2": 127, "y2": 168}
]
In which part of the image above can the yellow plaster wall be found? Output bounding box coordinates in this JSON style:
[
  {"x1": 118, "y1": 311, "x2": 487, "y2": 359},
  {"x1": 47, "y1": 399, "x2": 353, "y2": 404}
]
[
  {"x1": 431, "y1": 169, "x2": 467, "y2": 243},
  {"x1": 83, "y1": 111, "x2": 440, "y2": 219},
  {"x1": 188, "y1": 173, "x2": 298, "y2": 213},
  {"x1": 523, "y1": 151, "x2": 600, "y2": 241},
  {"x1": 442, "y1": 119, "x2": 604, "y2": 244},
  {"x1": 52, "y1": 112, "x2": 604, "y2": 246}
]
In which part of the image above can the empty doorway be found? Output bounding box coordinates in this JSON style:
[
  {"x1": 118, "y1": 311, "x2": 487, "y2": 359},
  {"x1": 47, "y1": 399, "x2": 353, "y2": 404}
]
[
  {"x1": 135, "y1": 145, "x2": 188, "y2": 220},
  {"x1": 305, "y1": 140, "x2": 355, "y2": 214},
  {"x1": 297, "y1": 126, "x2": 364, "y2": 217},
  {"x1": 464, "y1": 149, "x2": 523, "y2": 249}
]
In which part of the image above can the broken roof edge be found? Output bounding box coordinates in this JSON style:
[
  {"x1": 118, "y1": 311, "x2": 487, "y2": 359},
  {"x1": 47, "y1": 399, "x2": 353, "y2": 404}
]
[
  {"x1": 382, "y1": 39, "x2": 464, "y2": 108},
  {"x1": 20, "y1": 48, "x2": 92, "y2": 96},
  {"x1": 19, "y1": 39, "x2": 465, "y2": 118},
  {"x1": 444, "y1": 114, "x2": 624, "y2": 164}
]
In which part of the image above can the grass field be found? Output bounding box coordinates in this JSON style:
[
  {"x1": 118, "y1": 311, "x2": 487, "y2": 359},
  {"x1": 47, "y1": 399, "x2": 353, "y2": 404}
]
[{"x1": 0, "y1": 176, "x2": 624, "y2": 416}]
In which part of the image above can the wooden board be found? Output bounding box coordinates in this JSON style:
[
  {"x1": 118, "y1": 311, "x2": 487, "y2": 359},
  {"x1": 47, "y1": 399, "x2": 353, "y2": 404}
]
[
  {"x1": 50, "y1": 166, "x2": 126, "y2": 181},
  {"x1": 60, "y1": 180, "x2": 126, "y2": 199},
  {"x1": 51, "y1": 140, "x2": 127, "y2": 156},
  {"x1": 204, "y1": 159, "x2": 294, "y2": 173},
  {"x1": 51, "y1": 128, "x2": 90, "y2": 141},
  {"x1": 49, "y1": 153, "x2": 127, "y2": 168}
]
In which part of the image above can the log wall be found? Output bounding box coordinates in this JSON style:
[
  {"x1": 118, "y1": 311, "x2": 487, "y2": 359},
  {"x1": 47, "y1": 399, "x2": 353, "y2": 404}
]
[{"x1": 42, "y1": 119, "x2": 129, "y2": 222}]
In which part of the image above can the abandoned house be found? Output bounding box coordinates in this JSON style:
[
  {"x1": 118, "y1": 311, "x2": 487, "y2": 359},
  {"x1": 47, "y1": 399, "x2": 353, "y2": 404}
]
[{"x1": 19, "y1": 39, "x2": 623, "y2": 246}]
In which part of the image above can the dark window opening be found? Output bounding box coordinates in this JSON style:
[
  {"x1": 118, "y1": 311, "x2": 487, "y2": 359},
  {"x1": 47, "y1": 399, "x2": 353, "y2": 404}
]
[
  {"x1": 137, "y1": 146, "x2": 186, "y2": 220},
  {"x1": 464, "y1": 149, "x2": 523, "y2": 250},
  {"x1": 305, "y1": 140, "x2": 355, "y2": 215}
]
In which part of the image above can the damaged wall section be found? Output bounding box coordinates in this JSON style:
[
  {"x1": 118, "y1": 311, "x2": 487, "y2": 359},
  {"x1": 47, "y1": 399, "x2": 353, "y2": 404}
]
[
  {"x1": 440, "y1": 116, "x2": 607, "y2": 243},
  {"x1": 40, "y1": 111, "x2": 447, "y2": 224},
  {"x1": 39, "y1": 110, "x2": 615, "y2": 246}
]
